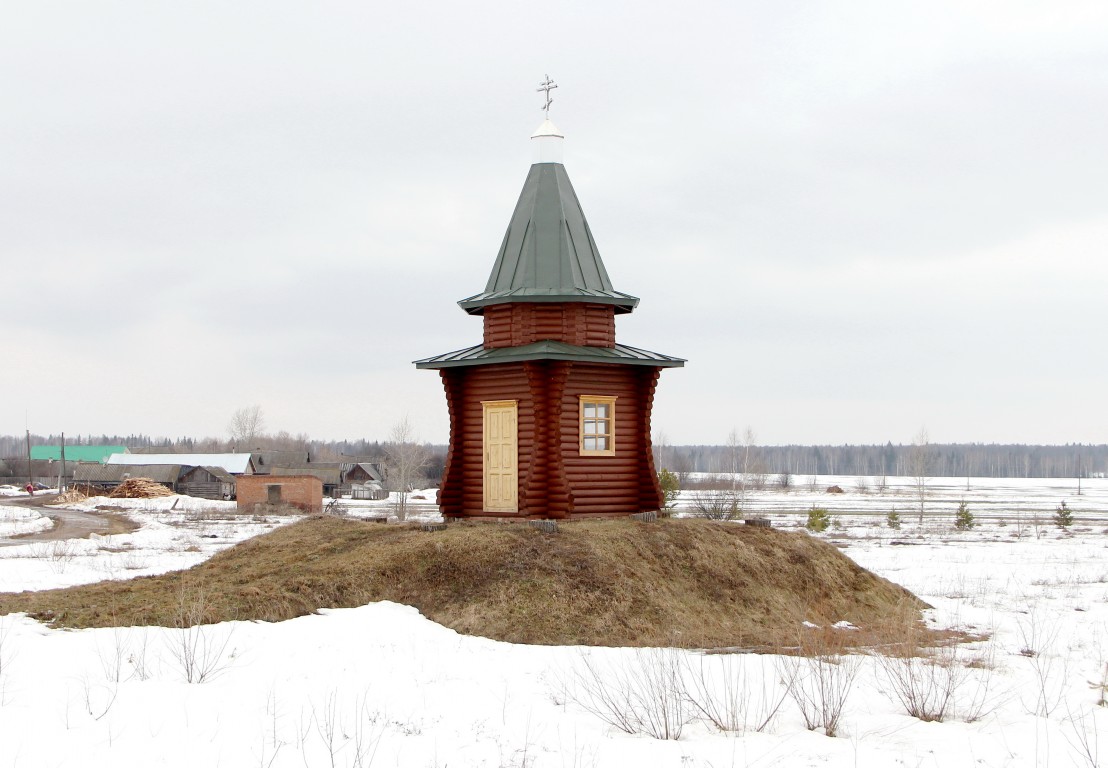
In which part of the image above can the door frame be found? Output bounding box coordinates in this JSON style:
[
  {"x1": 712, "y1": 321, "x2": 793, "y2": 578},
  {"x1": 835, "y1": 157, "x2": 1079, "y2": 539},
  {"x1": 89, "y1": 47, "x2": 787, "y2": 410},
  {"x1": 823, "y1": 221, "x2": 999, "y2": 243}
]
[{"x1": 481, "y1": 399, "x2": 519, "y2": 512}]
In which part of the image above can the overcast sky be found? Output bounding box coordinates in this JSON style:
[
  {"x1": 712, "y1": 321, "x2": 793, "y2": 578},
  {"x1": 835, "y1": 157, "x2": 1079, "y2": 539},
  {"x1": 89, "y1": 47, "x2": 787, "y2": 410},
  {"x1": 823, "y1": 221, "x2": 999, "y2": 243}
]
[{"x1": 3, "y1": 1, "x2": 1106, "y2": 446}]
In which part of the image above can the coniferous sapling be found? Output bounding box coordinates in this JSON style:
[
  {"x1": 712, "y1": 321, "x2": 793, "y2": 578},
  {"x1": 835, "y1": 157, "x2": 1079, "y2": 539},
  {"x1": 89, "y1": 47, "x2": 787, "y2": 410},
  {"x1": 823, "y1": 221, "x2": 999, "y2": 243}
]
[
  {"x1": 657, "y1": 468, "x2": 680, "y2": 510},
  {"x1": 1054, "y1": 500, "x2": 1074, "y2": 530},
  {"x1": 806, "y1": 506, "x2": 831, "y2": 532},
  {"x1": 954, "y1": 500, "x2": 974, "y2": 531}
]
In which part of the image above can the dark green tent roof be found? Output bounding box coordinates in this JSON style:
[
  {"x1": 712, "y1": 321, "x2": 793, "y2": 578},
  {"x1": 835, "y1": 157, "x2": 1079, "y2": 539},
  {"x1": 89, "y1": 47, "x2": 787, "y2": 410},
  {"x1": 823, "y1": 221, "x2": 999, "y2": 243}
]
[
  {"x1": 458, "y1": 163, "x2": 639, "y2": 315},
  {"x1": 414, "y1": 340, "x2": 684, "y2": 370}
]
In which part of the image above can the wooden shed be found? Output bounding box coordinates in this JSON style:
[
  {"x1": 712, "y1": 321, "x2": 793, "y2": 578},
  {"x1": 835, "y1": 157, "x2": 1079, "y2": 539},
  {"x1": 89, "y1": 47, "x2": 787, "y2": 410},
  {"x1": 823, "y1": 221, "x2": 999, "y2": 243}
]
[
  {"x1": 416, "y1": 114, "x2": 684, "y2": 519},
  {"x1": 178, "y1": 465, "x2": 236, "y2": 500}
]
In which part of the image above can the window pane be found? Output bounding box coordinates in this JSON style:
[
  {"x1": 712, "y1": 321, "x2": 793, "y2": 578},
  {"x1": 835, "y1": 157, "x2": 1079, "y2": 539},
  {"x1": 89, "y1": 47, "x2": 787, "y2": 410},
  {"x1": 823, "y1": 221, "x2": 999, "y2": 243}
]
[{"x1": 581, "y1": 397, "x2": 614, "y2": 454}]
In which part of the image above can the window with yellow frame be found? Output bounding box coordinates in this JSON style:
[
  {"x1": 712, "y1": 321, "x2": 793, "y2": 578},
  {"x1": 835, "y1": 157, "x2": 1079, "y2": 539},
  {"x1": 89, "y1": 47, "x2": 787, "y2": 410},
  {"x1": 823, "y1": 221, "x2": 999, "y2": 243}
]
[{"x1": 579, "y1": 395, "x2": 617, "y2": 456}]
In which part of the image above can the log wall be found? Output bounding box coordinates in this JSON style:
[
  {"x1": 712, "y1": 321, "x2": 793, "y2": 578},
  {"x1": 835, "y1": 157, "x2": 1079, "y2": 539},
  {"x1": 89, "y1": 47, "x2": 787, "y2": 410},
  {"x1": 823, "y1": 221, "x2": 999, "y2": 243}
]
[
  {"x1": 559, "y1": 364, "x2": 664, "y2": 515},
  {"x1": 438, "y1": 360, "x2": 665, "y2": 518},
  {"x1": 443, "y1": 364, "x2": 536, "y2": 516},
  {"x1": 483, "y1": 303, "x2": 616, "y2": 348}
]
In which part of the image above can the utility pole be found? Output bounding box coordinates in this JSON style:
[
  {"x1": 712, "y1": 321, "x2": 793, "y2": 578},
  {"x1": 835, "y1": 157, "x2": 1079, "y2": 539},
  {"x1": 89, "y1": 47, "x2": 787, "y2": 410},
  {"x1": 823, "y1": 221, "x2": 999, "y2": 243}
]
[
  {"x1": 26, "y1": 429, "x2": 32, "y2": 487},
  {"x1": 60, "y1": 431, "x2": 67, "y2": 491}
]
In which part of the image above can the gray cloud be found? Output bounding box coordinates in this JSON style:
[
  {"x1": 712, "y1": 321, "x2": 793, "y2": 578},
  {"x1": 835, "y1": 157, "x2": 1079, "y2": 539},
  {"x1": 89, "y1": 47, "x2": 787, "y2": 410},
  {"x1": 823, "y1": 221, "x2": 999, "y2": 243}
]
[{"x1": 3, "y1": 1, "x2": 1106, "y2": 445}]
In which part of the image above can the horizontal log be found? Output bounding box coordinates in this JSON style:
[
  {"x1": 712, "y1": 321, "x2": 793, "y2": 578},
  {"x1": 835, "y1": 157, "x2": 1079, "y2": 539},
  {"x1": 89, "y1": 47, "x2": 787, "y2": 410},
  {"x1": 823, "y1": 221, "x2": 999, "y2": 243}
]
[
  {"x1": 566, "y1": 475, "x2": 641, "y2": 486},
  {"x1": 570, "y1": 485, "x2": 641, "y2": 495},
  {"x1": 568, "y1": 504, "x2": 642, "y2": 514}
]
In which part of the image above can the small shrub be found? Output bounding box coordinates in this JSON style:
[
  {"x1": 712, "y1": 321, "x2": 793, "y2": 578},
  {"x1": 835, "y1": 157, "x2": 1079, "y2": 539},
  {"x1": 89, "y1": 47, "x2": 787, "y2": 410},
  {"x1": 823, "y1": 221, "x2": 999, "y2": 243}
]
[
  {"x1": 887, "y1": 510, "x2": 901, "y2": 530},
  {"x1": 806, "y1": 507, "x2": 831, "y2": 532},
  {"x1": 1092, "y1": 661, "x2": 1107, "y2": 707},
  {"x1": 570, "y1": 649, "x2": 688, "y2": 740},
  {"x1": 692, "y1": 489, "x2": 741, "y2": 520},
  {"x1": 168, "y1": 585, "x2": 236, "y2": 684},
  {"x1": 778, "y1": 633, "x2": 861, "y2": 737},
  {"x1": 1054, "y1": 500, "x2": 1074, "y2": 530},
  {"x1": 954, "y1": 501, "x2": 974, "y2": 531},
  {"x1": 657, "y1": 469, "x2": 680, "y2": 509},
  {"x1": 875, "y1": 626, "x2": 1000, "y2": 723},
  {"x1": 680, "y1": 653, "x2": 789, "y2": 733}
]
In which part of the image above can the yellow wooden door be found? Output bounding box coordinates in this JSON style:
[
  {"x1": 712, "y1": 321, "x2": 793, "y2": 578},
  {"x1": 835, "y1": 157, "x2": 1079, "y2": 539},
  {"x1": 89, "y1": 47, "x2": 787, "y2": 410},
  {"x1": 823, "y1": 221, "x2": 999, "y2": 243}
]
[{"x1": 483, "y1": 400, "x2": 518, "y2": 512}]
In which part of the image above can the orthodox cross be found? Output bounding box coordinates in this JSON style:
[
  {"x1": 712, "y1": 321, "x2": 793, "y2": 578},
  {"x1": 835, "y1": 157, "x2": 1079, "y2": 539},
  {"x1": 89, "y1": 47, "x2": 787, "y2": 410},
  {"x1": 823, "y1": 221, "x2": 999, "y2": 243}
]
[{"x1": 537, "y1": 75, "x2": 558, "y2": 117}]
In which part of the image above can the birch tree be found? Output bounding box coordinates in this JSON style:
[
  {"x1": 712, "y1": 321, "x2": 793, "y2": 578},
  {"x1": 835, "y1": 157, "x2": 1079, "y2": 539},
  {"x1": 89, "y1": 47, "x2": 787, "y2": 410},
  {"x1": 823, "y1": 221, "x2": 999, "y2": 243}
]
[
  {"x1": 908, "y1": 428, "x2": 934, "y2": 525},
  {"x1": 384, "y1": 415, "x2": 430, "y2": 521},
  {"x1": 229, "y1": 405, "x2": 265, "y2": 447}
]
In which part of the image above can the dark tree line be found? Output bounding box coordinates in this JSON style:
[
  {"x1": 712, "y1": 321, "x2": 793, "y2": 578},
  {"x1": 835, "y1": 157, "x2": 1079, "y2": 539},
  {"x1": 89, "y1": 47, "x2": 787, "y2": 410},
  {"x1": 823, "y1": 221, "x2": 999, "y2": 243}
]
[
  {"x1": 654, "y1": 442, "x2": 1108, "y2": 479},
  {"x1": 3, "y1": 433, "x2": 1103, "y2": 482}
]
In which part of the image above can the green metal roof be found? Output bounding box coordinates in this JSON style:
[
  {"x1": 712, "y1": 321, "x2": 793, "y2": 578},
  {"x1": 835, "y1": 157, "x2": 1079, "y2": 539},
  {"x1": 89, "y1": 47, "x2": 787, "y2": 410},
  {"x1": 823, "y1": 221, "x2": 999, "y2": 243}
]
[
  {"x1": 414, "y1": 340, "x2": 685, "y2": 370},
  {"x1": 29, "y1": 445, "x2": 127, "y2": 463},
  {"x1": 458, "y1": 163, "x2": 639, "y2": 315}
]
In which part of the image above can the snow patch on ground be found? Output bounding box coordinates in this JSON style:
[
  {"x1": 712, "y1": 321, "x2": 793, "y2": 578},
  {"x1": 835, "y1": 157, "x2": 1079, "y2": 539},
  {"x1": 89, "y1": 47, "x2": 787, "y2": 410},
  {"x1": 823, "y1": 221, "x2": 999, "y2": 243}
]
[
  {"x1": 0, "y1": 495, "x2": 302, "y2": 592},
  {"x1": 0, "y1": 506, "x2": 53, "y2": 537}
]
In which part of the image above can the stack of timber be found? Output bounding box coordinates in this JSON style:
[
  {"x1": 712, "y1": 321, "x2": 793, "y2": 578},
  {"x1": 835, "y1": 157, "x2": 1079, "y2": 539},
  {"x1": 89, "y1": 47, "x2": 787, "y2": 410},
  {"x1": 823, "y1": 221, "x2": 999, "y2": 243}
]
[
  {"x1": 107, "y1": 478, "x2": 175, "y2": 499},
  {"x1": 47, "y1": 489, "x2": 89, "y2": 505}
]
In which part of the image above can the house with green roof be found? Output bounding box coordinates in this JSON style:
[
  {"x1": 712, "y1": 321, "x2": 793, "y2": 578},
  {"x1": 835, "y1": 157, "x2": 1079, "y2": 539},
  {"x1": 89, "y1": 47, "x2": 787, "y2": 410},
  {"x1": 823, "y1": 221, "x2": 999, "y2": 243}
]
[{"x1": 29, "y1": 445, "x2": 128, "y2": 464}]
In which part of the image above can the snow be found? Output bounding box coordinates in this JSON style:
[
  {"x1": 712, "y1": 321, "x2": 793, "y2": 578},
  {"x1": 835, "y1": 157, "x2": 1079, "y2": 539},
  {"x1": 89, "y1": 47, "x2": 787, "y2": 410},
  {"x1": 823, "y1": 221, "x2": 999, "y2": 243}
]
[
  {"x1": 0, "y1": 506, "x2": 52, "y2": 538},
  {"x1": 0, "y1": 476, "x2": 1105, "y2": 766},
  {"x1": 106, "y1": 452, "x2": 254, "y2": 474},
  {"x1": 0, "y1": 495, "x2": 302, "y2": 592}
]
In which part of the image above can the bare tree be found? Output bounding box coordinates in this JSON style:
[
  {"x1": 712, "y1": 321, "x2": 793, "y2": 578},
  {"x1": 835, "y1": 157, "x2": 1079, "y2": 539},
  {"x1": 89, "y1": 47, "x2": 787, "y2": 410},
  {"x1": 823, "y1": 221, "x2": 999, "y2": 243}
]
[
  {"x1": 741, "y1": 427, "x2": 765, "y2": 490},
  {"x1": 384, "y1": 415, "x2": 430, "y2": 521},
  {"x1": 729, "y1": 427, "x2": 759, "y2": 512},
  {"x1": 652, "y1": 429, "x2": 671, "y2": 472},
  {"x1": 229, "y1": 405, "x2": 266, "y2": 447},
  {"x1": 726, "y1": 428, "x2": 741, "y2": 498},
  {"x1": 908, "y1": 427, "x2": 934, "y2": 525}
]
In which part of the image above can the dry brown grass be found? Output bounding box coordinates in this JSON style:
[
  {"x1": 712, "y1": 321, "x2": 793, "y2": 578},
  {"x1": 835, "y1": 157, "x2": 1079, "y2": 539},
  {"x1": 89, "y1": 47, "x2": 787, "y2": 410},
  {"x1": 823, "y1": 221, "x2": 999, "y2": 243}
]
[{"x1": 0, "y1": 516, "x2": 926, "y2": 648}]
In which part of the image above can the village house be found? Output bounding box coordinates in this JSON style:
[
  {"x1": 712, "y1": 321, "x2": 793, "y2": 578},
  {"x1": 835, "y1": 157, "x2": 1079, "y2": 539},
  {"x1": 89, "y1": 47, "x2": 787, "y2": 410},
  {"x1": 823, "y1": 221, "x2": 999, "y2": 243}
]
[{"x1": 72, "y1": 463, "x2": 182, "y2": 493}]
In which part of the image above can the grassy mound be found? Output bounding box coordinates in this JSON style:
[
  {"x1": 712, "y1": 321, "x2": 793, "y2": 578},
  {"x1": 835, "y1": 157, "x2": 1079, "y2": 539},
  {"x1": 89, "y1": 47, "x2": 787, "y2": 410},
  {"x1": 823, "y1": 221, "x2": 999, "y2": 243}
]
[{"x1": 0, "y1": 516, "x2": 925, "y2": 648}]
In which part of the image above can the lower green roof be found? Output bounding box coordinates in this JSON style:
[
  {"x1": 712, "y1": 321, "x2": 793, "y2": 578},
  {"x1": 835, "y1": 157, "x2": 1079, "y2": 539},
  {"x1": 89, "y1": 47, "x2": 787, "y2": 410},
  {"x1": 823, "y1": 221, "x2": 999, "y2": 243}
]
[
  {"x1": 414, "y1": 340, "x2": 685, "y2": 370},
  {"x1": 30, "y1": 445, "x2": 127, "y2": 463}
]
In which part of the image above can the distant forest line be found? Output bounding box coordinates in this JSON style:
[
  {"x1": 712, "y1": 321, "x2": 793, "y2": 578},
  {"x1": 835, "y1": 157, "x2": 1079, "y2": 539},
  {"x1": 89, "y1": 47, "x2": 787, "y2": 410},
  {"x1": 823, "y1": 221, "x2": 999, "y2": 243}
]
[
  {"x1": 1, "y1": 433, "x2": 1105, "y2": 480},
  {"x1": 655, "y1": 442, "x2": 1107, "y2": 480}
]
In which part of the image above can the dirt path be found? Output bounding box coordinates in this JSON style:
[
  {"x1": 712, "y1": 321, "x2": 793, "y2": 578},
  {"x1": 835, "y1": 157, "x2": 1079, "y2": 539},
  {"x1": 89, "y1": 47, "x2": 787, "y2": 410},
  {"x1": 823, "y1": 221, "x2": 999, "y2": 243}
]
[{"x1": 0, "y1": 495, "x2": 138, "y2": 547}]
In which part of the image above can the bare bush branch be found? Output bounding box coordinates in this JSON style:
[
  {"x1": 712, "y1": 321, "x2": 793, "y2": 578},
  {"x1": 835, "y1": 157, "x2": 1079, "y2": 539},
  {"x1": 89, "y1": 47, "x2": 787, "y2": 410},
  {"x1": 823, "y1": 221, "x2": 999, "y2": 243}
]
[
  {"x1": 1016, "y1": 610, "x2": 1067, "y2": 717},
  {"x1": 569, "y1": 649, "x2": 688, "y2": 740},
  {"x1": 680, "y1": 653, "x2": 788, "y2": 733},
  {"x1": 1064, "y1": 702, "x2": 1104, "y2": 768},
  {"x1": 0, "y1": 616, "x2": 15, "y2": 706},
  {"x1": 778, "y1": 633, "x2": 862, "y2": 737},
  {"x1": 167, "y1": 584, "x2": 236, "y2": 684}
]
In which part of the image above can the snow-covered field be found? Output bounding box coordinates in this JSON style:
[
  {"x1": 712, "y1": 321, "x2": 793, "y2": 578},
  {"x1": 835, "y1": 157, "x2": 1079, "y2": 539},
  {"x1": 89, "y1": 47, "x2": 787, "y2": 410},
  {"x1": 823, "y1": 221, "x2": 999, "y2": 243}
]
[{"x1": 0, "y1": 477, "x2": 1105, "y2": 767}]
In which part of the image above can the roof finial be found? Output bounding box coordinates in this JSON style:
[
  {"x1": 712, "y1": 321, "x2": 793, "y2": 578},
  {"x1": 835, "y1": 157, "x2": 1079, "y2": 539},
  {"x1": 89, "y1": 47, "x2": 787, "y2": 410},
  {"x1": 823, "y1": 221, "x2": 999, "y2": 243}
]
[{"x1": 537, "y1": 74, "x2": 558, "y2": 118}]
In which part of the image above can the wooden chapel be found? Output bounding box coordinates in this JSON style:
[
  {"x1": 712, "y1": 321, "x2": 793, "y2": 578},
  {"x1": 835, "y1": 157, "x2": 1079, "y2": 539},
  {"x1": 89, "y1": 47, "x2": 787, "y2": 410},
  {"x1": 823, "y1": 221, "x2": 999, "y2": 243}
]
[{"x1": 415, "y1": 88, "x2": 684, "y2": 519}]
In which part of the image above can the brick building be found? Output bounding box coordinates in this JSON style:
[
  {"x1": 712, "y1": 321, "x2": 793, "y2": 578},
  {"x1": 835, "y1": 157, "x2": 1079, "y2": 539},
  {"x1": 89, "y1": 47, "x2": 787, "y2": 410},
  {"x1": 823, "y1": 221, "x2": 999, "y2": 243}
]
[{"x1": 237, "y1": 474, "x2": 323, "y2": 514}]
